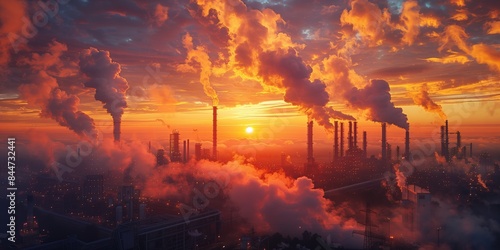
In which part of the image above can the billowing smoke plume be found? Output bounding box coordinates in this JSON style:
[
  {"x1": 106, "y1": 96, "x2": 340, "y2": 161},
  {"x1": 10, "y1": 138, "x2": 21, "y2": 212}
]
[
  {"x1": 259, "y1": 49, "x2": 355, "y2": 129},
  {"x1": 17, "y1": 41, "x2": 96, "y2": 138},
  {"x1": 187, "y1": 0, "x2": 353, "y2": 130},
  {"x1": 142, "y1": 156, "x2": 362, "y2": 243},
  {"x1": 177, "y1": 33, "x2": 219, "y2": 106},
  {"x1": 322, "y1": 56, "x2": 409, "y2": 129},
  {"x1": 346, "y1": 79, "x2": 408, "y2": 129},
  {"x1": 79, "y1": 48, "x2": 129, "y2": 142},
  {"x1": 411, "y1": 83, "x2": 446, "y2": 119}
]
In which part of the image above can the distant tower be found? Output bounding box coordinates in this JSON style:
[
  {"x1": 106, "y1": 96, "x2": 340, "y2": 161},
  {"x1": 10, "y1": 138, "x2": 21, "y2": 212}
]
[
  {"x1": 362, "y1": 131, "x2": 367, "y2": 158},
  {"x1": 183, "y1": 140, "x2": 187, "y2": 163},
  {"x1": 195, "y1": 143, "x2": 202, "y2": 161},
  {"x1": 170, "y1": 130, "x2": 182, "y2": 162},
  {"x1": 445, "y1": 120, "x2": 449, "y2": 162},
  {"x1": 307, "y1": 121, "x2": 314, "y2": 165},
  {"x1": 440, "y1": 126, "x2": 445, "y2": 157},
  {"x1": 213, "y1": 106, "x2": 218, "y2": 161},
  {"x1": 340, "y1": 122, "x2": 344, "y2": 157},
  {"x1": 334, "y1": 121, "x2": 339, "y2": 161},
  {"x1": 304, "y1": 120, "x2": 317, "y2": 175},
  {"x1": 348, "y1": 121, "x2": 353, "y2": 151},
  {"x1": 187, "y1": 139, "x2": 190, "y2": 161},
  {"x1": 396, "y1": 146, "x2": 400, "y2": 160},
  {"x1": 405, "y1": 127, "x2": 410, "y2": 162},
  {"x1": 354, "y1": 121, "x2": 358, "y2": 149},
  {"x1": 381, "y1": 123, "x2": 387, "y2": 161},
  {"x1": 156, "y1": 149, "x2": 167, "y2": 166}
]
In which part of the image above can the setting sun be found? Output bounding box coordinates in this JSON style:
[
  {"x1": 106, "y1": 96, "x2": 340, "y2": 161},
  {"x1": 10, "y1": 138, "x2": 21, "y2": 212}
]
[{"x1": 245, "y1": 126, "x2": 254, "y2": 134}]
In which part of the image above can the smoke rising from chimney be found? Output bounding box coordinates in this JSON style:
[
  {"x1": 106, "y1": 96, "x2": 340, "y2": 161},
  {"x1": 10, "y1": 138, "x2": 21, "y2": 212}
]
[
  {"x1": 410, "y1": 83, "x2": 446, "y2": 119},
  {"x1": 178, "y1": 33, "x2": 219, "y2": 106},
  {"x1": 323, "y1": 56, "x2": 409, "y2": 129},
  {"x1": 79, "y1": 48, "x2": 129, "y2": 142},
  {"x1": 18, "y1": 41, "x2": 96, "y2": 138}
]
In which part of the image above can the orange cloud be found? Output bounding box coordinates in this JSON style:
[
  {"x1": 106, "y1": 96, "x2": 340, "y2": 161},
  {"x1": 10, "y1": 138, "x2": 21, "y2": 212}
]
[
  {"x1": 450, "y1": 0, "x2": 466, "y2": 7},
  {"x1": 470, "y1": 43, "x2": 500, "y2": 72},
  {"x1": 153, "y1": 4, "x2": 168, "y2": 26},
  {"x1": 0, "y1": 1, "x2": 27, "y2": 66},
  {"x1": 451, "y1": 9, "x2": 469, "y2": 21},
  {"x1": 425, "y1": 53, "x2": 470, "y2": 64},
  {"x1": 485, "y1": 21, "x2": 500, "y2": 34},
  {"x1": 340, "y1": 0, "x2": 392, "y2": 46},
  {"x1": 400, "y1": 0, "x2": 421, "y2": 45}
]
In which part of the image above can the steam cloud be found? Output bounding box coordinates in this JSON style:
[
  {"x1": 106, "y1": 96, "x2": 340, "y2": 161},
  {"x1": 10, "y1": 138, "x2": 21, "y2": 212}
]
[
  {"x1": 322, "y1": 56, "x2": 409, "y2": 129},
  {"x1": 79, "y1": 48, "x2": 129, "y2": 141},
  {"x1": 187, "y1": 0, "x2": 354, "y2": 130},
  {"x1": 18, "y1": 41, "x2": 96, "y2": 138},
  {"x1": 178, "y1": 33, "x2": 219, "y2": 106},
  {"x1": 411, "y1": 83, "x2": 446, "y2": 119}
]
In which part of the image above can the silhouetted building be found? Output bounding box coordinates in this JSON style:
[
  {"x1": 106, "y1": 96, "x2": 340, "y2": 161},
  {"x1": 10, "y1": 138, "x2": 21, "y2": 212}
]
[
  {"x1": 83, "y1": 175, "x2": 104, "y2": 199},
  {"x1": 170, "y1": 130, "x2": 182, "y2": 162},
  {"x1": 195, "y1": 143, "x2": 202, "y2": 161},
  {"x1": 156, "y1": 149, "x2": 168, "y2": 166}
]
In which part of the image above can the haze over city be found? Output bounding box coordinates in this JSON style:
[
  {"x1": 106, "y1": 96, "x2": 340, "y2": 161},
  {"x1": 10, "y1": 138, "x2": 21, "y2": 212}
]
[{"x1": 0, "y1": 0, "x2": 499, "y2": 249}]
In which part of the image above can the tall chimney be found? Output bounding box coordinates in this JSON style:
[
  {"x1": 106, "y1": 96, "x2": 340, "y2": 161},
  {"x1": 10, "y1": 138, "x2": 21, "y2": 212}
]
[
  {"x1": 381, "y1": 123, "x2": 387, "y2": 161},
  {"x1": 113, "y1": 117, "x2": 121, "y2": 142},
  {"x1": 340, "y1": 122, "x2": 344, "y2": 157},
  {"x1": 362, "y1": 131, "x2": 367, "y2": 158},
  {"x1": 456, "y1": 131, "x2": 461, "y2": 149},
  {"x1": 187, "y1": 139, "x2": 190, "y2": 162},
  {"x1": 445, "y1": 120, "x2": 449, "y2": 162},
  {"x1": 405, "y1": 127, "x2": 410, "y2": 161},
  {"x1": 348, "y1": 121, "x2": 353, "y2": 151},
  {"x1": 334, "y1": 121, "x2": 339, "y2": 161},
  {"x1": 440, "y1": 126, "x2": 445, "y2": 156},
  {"x1": 307, "y1": 120, "x2": 314, "y2": 164},
  {"x1": 183, "y1": 140, "x2": 187, "y2": 163},
  {"x1": 354, "y1": 121, "x2": 358, "y2": 149},
  {"x1": 396, "y1": 146, "x2": 400, "y2": 160},
  {"x1": 213, "y1": 106, "x2": 217, "y2": 161}
]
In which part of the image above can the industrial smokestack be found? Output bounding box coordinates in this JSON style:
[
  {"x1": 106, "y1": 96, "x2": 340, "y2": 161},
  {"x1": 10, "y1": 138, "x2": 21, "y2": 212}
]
[
  {"x1": 362, "y1": 131, "x2": 367, "y2": 158},
  {"x1": 307, "y1": 120, "x2": 314, "y2": 164},
  {"x1": 334, "y1": 121, "x2": 339, "y2": 161},
  {"x1": 456, "y1": 131, "x2": 461, "y2": 149},
  {"x1": 348, "y1": 121, "x2": 353, "y2": 151},
  {"x1": 381, "y1": 123, "x2": 387, "y2": 161},
  {"x1": 354, "y1": 121, "x2": 358, "y2": 149},
  {"x1": 396, "y1": 146, "x2": 400, "y2": 160},
  {"x1": 340, "y1": 122, "x2": 344, "y2": 157},
  {"x1": 187, "y1": 139, "x2": 190, "y2": 161},
  {"x1": 213, "y1": 106, "x2": 217, "y2": 161},
  {"x1": 113, "y1": 117, "x2": 121, "y2": 142},
  {"x1": 405, "y1": 127, "x2": 410, "y2": 161},
  {"x1": 440, "y1": 126, "x2": 445, "y2": 157},
  {"x1": 183, "y1": 140, "x2": 187, "y2": 163},
  {"x1": 445, "y1": 120, "x2": 449, "y2": 162}
]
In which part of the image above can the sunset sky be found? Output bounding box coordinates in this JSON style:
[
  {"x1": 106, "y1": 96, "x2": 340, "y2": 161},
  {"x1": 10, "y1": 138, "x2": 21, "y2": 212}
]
[{"x1": 1, "y1": 0, "x2": 499, "y2": 161}]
